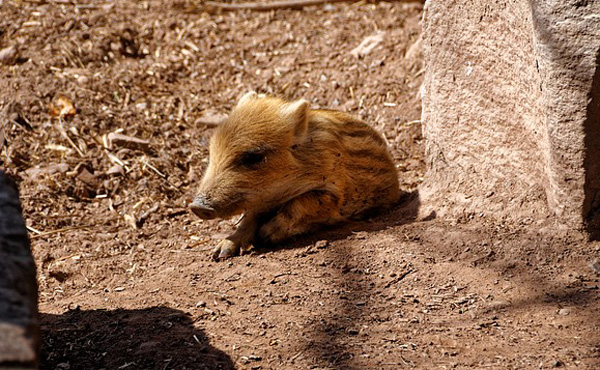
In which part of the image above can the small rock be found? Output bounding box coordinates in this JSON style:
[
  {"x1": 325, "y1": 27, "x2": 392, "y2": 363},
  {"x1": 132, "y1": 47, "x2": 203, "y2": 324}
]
[
  {"x1": 589, "y1": 259, "x2": 600, "y2": 274},
  {"x1": 552, "y1": 360, "x2": 563, "y2": 367},
  {"x1": 52, "y1": 163, "x2": 70, "y2": 174},
  {"x1": 0, "y1": 45, "x2": 18, "y2": 65},
  {"x1": 76, "y1": 168, "x2": 99, "y2": 188},
  {"x1": 343, "y1": 99, "x2": 357, "y2": 110},
  {"x1": 315, "y1": 240, "x2": 329, "y2": 249},
  {"x1": 240, "y1": 355, "x2": 262, "y2": 364},
  {"x1": 354, "y1": 231, "x2": 368, "y2": 240},
  {"x1": 558, "y1": 308, "x2": 570, "y2": 316},
  {"x1": 77, "y1": 75, "x2": 89, "y2": 84},
  {"x1": 196, "y1": 301, "x2": 206, "y2": 307},
  {"x1": 346, "y1": 328, "x2": 359, "y2": 335},
  {"x1": 106, "y1": 164, "x2": 124, "y2": 176}
]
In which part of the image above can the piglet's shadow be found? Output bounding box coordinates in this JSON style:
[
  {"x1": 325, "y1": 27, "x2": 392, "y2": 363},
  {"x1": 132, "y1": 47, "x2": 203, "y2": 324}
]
[
  {"x1": 40, "y1": 306, "x2": 235, "y2": 370},
  {"x1": 253, "y1": 190, "x2": 423, "y2": 255}
]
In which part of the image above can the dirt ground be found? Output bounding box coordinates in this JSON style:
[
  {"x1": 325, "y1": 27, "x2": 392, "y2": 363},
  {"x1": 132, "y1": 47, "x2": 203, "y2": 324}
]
[{"x1": 1, "y1": 1, "x2": 600, "y2": 369}]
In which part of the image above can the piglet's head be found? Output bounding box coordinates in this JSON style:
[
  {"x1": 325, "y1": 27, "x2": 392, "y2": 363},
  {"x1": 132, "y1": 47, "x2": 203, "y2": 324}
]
[{"x1": 190, "y1": 92, "x2": 310, "y2": 219}]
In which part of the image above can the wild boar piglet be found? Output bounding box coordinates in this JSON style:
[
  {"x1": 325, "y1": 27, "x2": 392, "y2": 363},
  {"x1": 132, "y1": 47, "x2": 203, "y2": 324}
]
[{"x1": 191, "y1": 92, "x2": 400, "y2": 259}]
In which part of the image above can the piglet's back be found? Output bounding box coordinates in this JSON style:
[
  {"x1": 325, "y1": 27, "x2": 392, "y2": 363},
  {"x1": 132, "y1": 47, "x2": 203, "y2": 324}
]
[{"x1": 307, "y1": 109, "x2": 400, "y2": 217}]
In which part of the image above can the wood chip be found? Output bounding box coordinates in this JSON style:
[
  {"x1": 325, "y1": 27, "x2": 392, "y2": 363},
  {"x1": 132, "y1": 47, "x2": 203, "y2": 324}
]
[
  {"x1": 205, "y1": 0, "x2": 351, "y2": 11},
  {"x1": 49, "y1": 96, "x2": 76, "y2": 118},
  {"x1": 107, "y1": 132, "x2": 151, "y2": 151},
  {"x1": 195, "y1": 113, "x2": 228, "y2": 127},
  {"x1": 350, "y1": 31, "x2": 386, "y2": 58},
  {"x1": 76, "y1": 168, "x2": 99, "y2": 188}
]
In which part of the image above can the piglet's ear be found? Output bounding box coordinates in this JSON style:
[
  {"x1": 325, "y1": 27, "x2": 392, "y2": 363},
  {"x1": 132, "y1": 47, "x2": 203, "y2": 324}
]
[
  {"x1": 280, "y1": 99, "x2": 309, "y2": 138},
  {"x1": 236, "y1": 91, "x2": 258, "y2": 109}
]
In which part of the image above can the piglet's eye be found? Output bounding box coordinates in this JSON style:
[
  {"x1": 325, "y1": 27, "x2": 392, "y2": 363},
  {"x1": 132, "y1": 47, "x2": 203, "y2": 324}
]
[{"x1": 239, "y1": 150, "x2": 266, "y2": 168}]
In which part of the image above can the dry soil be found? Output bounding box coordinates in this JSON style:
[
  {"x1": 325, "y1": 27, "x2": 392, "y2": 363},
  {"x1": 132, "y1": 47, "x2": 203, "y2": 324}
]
[{"x1": 1, "y1": 1, "x2": 599, "y2": 369}]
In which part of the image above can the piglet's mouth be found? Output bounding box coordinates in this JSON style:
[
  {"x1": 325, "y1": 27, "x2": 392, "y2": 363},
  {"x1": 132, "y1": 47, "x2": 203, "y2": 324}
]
[{"x1": 190, "y1": 202, "x2": 217, "y2": 220}]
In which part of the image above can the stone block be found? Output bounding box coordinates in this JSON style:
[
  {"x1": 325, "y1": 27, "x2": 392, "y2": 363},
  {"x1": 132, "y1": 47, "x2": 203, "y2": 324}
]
[{"x1": 420, "y1": 0, "x2": 600, "y2": 232}]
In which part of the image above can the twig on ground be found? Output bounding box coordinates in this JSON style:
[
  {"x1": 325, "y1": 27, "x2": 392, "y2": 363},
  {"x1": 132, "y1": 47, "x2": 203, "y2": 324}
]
[
  {"x1": 384, "y1": 268, "x2": 413, "y2": 288},
  {"x1": 26, "y1": 225, "x2": 42, "y2": 235},
  {"x1": 205, "y1": 0, "x2": 358, "y2": 11},
  {"x1": 288, "y1": 351, "x2": 303, "y2": 363},
  {"x1": 105, "y1": 150, "x2": 130, "y2": 172},
  {"x1": 140, "y1": 156, "x2": 166, "y2": 178},
  {"x1": 139, "y1": 156, "x2": 184, "y2": 194},
  {"x1": 136, "y1": 203, "x2": 159, "y2": 227},
  {"x1": 270, "y1": 272, "x2": 293, "y2": 284},
  {"x1": 29, "y1": 225, "x2": 96, "y2": 239},
  {"x1": 58, "y1": 116, "x2": 85, "y2": 157},
  {"x1": 206, "y1": 0, "x2": 423, "y2": 11}
]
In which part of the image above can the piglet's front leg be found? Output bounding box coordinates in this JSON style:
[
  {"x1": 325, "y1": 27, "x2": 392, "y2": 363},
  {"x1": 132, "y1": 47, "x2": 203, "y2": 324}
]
[{"x1": 212, "y1": 214, "x2": 258, "y2": 260}]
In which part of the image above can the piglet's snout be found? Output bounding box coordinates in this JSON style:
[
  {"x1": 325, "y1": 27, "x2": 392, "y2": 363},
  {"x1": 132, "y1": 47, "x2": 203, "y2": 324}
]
[{"x1": 190, "y1": 194, "x2": 217, "y2": 219}]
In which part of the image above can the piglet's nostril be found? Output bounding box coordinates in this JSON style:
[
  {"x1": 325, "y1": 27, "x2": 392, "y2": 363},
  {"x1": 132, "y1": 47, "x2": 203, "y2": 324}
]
[{"x1": 190, "y1": 194, "x2": 217, "y2": 219}]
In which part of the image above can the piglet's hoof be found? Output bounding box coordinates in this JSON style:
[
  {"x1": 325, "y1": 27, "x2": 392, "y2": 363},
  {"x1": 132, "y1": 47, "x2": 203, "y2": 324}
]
[{"x1": 212, "y1": 239, "x2": 239, "y2": 260}]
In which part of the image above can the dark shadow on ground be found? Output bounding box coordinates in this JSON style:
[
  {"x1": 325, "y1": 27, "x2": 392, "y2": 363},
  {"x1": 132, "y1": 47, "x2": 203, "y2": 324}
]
[
  {"x1": 297, "y1": 205, "x2": 599, "y2": 369},
  {"x1": 299, "y1": 242, "x2": 388, "y2": 370},
  {"x1": 277, "y1": 191, "x2": 421, "y2": 370},
  {"x1": 40, "y1": 306, "x2": 235, "y2": 370},
  {"x1": 509, "y1": 286, "x2": 597, "y2": 310}
]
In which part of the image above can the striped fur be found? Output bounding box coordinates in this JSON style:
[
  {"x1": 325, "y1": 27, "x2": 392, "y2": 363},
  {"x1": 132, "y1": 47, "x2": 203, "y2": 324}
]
[{"x1": 192, "y1": 92, "x2": 400, "y2": 259}]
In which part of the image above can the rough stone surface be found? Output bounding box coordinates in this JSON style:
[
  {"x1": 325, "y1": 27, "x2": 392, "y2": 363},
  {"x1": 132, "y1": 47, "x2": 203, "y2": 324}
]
[
  {"x1": 0, "y1": 172, "x2": 38, "y2": 369},
  {"x1": 420, "y1": 0, "x2": 600, "y2": 232}
]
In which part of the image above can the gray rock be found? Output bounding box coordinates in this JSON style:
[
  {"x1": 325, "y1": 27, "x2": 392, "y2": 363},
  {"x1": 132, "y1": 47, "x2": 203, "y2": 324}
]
[
  {"x1": 0, "y1": 172, "x2": 39, "y2": 369},
  {"x1": 420, "y1": 0, "x2": 600, "y2": 232}
]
